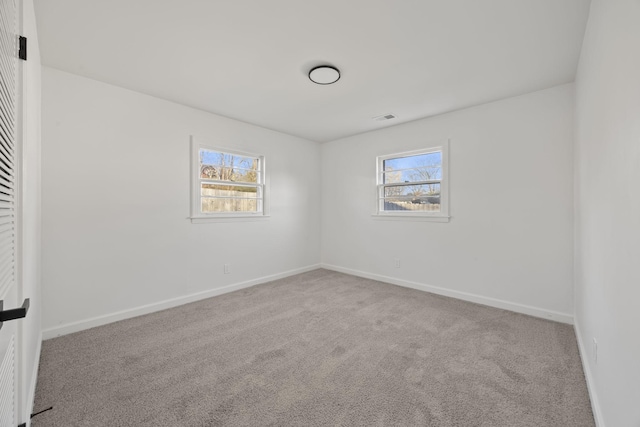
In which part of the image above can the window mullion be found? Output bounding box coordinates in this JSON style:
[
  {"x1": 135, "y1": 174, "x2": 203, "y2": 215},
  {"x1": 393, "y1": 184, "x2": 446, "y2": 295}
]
[
  {"x1": 382, "y1": 180, "x2": 441, "y2": 187},
  {"x1": 200, "y1": 179, "x2": 259, "y2": 187}
]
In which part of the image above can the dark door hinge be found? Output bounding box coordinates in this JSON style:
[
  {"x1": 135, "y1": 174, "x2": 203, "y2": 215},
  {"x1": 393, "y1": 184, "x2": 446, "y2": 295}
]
[{"x1": 18, "y1": 36, "x2": 27, "y2": 61}]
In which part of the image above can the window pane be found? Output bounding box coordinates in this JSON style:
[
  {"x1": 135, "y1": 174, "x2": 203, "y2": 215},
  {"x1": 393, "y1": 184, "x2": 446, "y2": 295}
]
[
  {"x1": 384, "y1": 183, "x2": 440, "y2": 198},
  {"x1": 200, "y1": 149, "x2": 259, "y2": 183},
  {"x1": 201, "y1": 184, "x2": 260, "y2": 213},
  {"x1": 201, "y1": 184, "x2": 258, "y2": 198},
  {"x1": 383, "y1": 182, "x2": 441, "y2": 212},
  {"x1": 201, "y1": 197, "x2": 259, "y2": 213},
  {"x1": 383, "y1": 152, "x2": 441, "y2": 172},
  {"x1": 383, "y1": 196, "x2": 441, "y2": 212}
]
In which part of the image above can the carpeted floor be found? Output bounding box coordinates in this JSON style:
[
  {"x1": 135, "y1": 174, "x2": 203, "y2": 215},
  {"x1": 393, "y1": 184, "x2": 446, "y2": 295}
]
[{"x1": 32, "y1": 269, "x2": 594, "y2": 426}]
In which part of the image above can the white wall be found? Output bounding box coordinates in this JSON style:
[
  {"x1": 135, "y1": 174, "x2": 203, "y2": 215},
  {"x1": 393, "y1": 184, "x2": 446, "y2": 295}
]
[
  {"x1": 574, "y1": 0, "x2": 640, "y2": 426},
  {"x1": 19, "y1": 0, "x2": 42, "y2": 424},
  {"x1": 321, "y1": 84, "x2": 575, "y2": 322},
  {"x1": 41, "y1": 67, "x2": 321, "y2": 336}
]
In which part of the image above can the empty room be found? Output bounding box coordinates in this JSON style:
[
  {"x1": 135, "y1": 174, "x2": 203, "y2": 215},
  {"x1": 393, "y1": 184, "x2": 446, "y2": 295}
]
[{"x1": 0, "y1": 0, "x2": 638, "y2": 426}]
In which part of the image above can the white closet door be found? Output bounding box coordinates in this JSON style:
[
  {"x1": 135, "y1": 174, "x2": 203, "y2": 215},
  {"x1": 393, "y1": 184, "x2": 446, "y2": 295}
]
[{"x1": 0, "y1": 0, "x2": 19, "y2": 424}]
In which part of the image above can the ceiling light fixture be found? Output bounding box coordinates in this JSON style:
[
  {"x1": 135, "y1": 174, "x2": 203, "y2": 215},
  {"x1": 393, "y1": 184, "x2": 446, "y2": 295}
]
[{"x1": 308, "y1": 65, "x2": 340, "y2": 85}]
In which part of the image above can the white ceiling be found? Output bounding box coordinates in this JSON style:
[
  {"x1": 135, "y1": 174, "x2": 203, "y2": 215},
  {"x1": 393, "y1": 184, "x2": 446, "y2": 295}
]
[{"x1": 34, "y1": 0, "x2": 591, "y2": 142}]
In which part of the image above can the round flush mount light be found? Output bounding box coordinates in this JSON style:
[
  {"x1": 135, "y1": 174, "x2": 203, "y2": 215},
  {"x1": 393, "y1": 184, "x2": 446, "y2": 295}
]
[{"x1": 309, "y1": 65, "x2": 340, "y2": 85}]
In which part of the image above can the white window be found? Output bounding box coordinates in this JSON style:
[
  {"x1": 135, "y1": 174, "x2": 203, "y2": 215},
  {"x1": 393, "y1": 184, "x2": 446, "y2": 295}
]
[
  {"x1": 191, "y1": 140, "x2": 266, "y2": 220},
  {"x1": 376, "y1": 143, "x2": 449, "y2": 221}
]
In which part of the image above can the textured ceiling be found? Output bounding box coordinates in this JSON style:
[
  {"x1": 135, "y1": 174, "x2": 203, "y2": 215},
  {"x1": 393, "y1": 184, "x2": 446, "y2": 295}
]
[{"x1": 34, "y1": 0, "x2": 591, "y2": 142}]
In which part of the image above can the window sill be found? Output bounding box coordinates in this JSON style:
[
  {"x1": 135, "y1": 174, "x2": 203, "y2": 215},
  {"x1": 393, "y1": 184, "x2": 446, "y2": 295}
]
[
  {"x1": 190, "y1": 215, "x2": 270, "y2": 224},
  {"x1": 371, "y1": 213, "x2": 450, "y2": 223}
]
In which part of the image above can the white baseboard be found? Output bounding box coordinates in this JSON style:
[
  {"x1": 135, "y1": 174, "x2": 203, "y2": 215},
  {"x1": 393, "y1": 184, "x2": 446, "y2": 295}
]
[
  {"x1": 574, "y1": 319, "x2": 605, "y2": 427},
  {"x1": 321, "y1": 264, "x2": 574, "y2": 324},
  {"x1": 24, "y1": 331, "x2": 42, "y2": 427},
  {"x1": 42, "y1": 264, "x2": 321, "y2": 340}
]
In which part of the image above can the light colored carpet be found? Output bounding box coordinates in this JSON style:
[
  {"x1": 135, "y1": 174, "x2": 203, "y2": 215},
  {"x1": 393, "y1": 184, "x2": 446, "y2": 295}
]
[{"x1": 32, "y1": 269, "x2": 594, "y2": 426}]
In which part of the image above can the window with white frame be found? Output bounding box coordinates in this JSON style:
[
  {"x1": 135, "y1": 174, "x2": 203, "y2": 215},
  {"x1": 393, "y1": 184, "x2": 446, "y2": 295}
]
[
  {"x1": 376, "y1": 143, "x2": 449, "y2": 219},
  {"x1": 191, "y1": 142, "x2": 265, "y2": 218}
]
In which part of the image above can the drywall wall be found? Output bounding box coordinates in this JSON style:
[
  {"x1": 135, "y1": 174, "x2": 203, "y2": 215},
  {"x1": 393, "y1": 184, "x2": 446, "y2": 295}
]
[
  {"x1": 321, "y1": 84, "x2": 575, "y2": 322},
  {"x1": 41, "y1": 67, "x2": 321, "y2": 337},
  {"x1": 574, "y1": 0, "x2": 640, "y2": 425},
  {"x1": 19, "y1": 0, "x2": 43, "y2": 424}
]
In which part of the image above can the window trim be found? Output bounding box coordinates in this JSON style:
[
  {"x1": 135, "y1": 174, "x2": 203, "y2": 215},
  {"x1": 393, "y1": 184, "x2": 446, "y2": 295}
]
[
  {"x1": 190, "y1": 137, "x2": 268, "y2": 223},
  {"x1": 374, "y1": 141, "x2": 450, "y2": 222}
]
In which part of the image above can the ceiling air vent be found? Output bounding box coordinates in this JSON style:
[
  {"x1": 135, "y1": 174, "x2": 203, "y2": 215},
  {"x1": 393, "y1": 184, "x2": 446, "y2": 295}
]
[{"x1": 373, "y1": 113, "x2": 397, "y2": 121}]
